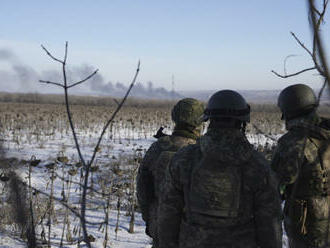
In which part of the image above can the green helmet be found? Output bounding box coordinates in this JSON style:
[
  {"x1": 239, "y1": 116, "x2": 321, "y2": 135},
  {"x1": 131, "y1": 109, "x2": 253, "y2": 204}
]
[
  {"x1": 203, "y1": 90, "x2": 250, "y2": 122},
  {"x1": 278, "y1": 84, "x2": 318, "y2": 120},
  {"x1": 171, "y1": 98, "x2": 204, "y2": 127}
]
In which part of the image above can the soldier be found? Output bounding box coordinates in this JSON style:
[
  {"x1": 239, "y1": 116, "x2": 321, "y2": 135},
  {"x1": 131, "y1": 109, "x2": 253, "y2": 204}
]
[
  {"x1": 271, "y1": 84, "x2": 330, "y2": 248},
  {"x1": 158, "y1": 90, "x2": 282, "y2": 248},
  {"x1": 136, "y1": 98, "x2": 204, "y2": 248}
]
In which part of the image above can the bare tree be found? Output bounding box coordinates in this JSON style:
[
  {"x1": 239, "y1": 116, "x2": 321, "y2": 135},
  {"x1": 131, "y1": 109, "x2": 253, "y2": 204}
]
[
  {"x1": 272, "y1": 0, "x2": 329, "y2": 102},
  {"x1": 40, "y1": 42, "x2": 140, "y2": 247}
]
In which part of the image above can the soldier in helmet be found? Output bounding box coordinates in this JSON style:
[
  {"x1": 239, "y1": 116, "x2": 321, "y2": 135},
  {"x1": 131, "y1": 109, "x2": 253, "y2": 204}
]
[
  {"x1": 158, "y1": 90, "x2": 282, "y2": 248},
  {"x1": 271, "y1": 84, "x2": 330, "y2": 248},
  {"x1": 136, "y1": 98, "x2": 204, "y2": 248}
]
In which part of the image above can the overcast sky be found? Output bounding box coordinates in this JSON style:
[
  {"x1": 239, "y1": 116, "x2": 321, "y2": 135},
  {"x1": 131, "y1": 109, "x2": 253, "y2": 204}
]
[{"x1": 0, "y1": 0, "x2": 329, "y2": 94}]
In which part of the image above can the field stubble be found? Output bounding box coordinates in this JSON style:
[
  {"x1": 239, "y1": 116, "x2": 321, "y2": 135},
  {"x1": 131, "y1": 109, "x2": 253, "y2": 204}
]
[{"x1": 0, "y1": 100, "x2": 329, "y2": 247}]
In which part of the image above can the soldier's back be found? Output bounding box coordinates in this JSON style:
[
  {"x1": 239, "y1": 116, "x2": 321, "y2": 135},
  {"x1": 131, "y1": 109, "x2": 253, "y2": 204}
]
[
  {"x1": 161, "y1": 129, "x2": 282, "y2": 248},
  {"x1": 272, "y1": 118, "x2": 330, "y2": 248},
  {"x1": 137, "y1": 134, "x2": 196, "y2": 246}
]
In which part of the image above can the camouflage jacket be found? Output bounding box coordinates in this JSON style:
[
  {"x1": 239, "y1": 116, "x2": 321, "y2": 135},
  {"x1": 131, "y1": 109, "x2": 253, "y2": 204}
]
[
  {"x1": 158, "y1": 128, "x2": 282, "y2": 248},
  {"x1": 136, "y1": 134, "x2": 196, "y2": 229},
  {"x1": 271, "y1": 117, "x2": 330, "y2": 247}
]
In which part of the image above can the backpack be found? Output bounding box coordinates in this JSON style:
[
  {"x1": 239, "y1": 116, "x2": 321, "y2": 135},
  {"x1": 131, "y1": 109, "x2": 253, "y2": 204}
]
[{"x1": 187, "y1": 154, "x2": 242, "y2": 224}]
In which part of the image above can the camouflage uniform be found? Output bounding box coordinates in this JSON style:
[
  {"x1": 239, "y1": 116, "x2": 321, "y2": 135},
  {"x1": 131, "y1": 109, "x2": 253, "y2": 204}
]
[
  {"x1": 158, "y1": 128, "x2": 282, "y2": 248},
  {"x1": 136, "y1": 98, "x2": 204, "y2": 247},
  {"x1": 137, "y1": 133, "x2": 197, "y2": 246},
  {"x1": 271, "y1": 115, "x2": 330, "y2": 248}
]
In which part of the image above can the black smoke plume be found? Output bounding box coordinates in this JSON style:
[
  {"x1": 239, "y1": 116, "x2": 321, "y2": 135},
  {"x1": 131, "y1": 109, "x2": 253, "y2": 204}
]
[{"x1": 0, "y1": 48, "x2": 182, "y2": 99}]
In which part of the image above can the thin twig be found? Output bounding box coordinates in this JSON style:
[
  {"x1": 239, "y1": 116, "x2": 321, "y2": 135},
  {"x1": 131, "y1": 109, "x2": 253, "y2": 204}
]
[
  {"x1": 89, "y1": 60, "x2": 140, "y2": 167},
  {"x1": 80, "y1": 60, "x2": 140, "y2": 245},
  {"x1": 309, "y1": 0, "x2": 330, "y2": 84},
  {"x1": 317, "y1": 78, "x2": 328, "y2": 104},
  {"x1": 113, "y1": 99, "x2": 120, "y2": 106},
  {"x1": 271, "y1": 67, "x2": 316, "y2": 78},
  {"x1": 28, "y1": 184, "x2": 105, "y2": 225},
  {"x1": 41, "y1": 45, "x2": 64, "y2": 64},
  {"x1": 39, "y1": 80, "x2": 64, "y2": 88},
  {"x1": 55, "y1": 172, "x2": 109, "y2": 197},
  {"x1": 290, "y1": 32, "x2": 314, "y2": 58},
  {"x1": 311, "y1": 0, "x2": 328, "y2": 74},
  {"x1": 67, "y1": 69, "x2": 99, "y2": 89},
  {"x1": 64, "y1": 41, "x2": 68, "y2": 64}
]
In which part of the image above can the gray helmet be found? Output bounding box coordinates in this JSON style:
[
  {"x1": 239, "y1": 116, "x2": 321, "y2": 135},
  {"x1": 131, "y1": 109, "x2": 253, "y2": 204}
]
[
  {"x1": 171, "y1": 98, "x2": 204, "y2": 127},
  {"x1": 203, "y1": 90, "x2": 250, "y2": 122},
  {"x1": 278, "y1": 84, "x2": 318, "y2": 120}
]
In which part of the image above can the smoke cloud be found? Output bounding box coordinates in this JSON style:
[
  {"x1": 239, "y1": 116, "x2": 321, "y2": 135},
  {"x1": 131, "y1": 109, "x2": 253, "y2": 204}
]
[{"x1": 0, "y1": 48, "x2": 181, "y2": 99}]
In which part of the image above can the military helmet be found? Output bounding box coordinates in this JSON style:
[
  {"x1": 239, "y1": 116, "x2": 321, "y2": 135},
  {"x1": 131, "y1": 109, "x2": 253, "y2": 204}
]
[
  {"x1": 171, "y1": 98, "x2": 204, "y2": 127},
  {"x1": 278, "y1": 84, "x2": 318, "y2": 120},
  {"x1": 203, "y1": 90, "x2": 250, "y2": 122}
]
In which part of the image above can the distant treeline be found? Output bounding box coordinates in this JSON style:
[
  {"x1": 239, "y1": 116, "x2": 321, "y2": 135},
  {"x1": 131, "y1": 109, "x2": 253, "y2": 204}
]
[
  {"x1": 1, "y1": 91, "x2": 329, "y2": 115},
  {"x1": 0, "y1": 92, "x2": 178, "y2": 108}
]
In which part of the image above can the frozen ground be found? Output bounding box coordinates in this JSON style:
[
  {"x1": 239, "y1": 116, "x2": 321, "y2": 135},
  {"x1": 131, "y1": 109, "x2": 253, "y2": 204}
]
[{"x1": 0, "y1": 125, "x2": 287, "y2": 247}]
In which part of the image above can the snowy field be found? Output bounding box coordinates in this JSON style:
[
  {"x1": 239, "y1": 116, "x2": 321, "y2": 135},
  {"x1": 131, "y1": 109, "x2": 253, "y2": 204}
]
[
  {"x1": 0, "y1": 125, "x2": 156, "y2": 248},
  {"x1": 0, "y1": 102, "x2": 288, "y2": 247}
]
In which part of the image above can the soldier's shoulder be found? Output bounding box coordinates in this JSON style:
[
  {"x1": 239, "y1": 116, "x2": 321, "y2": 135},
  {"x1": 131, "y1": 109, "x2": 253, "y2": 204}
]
[
  {"x1": 146, "y1": 140, "x2": 163, "y2": 153},
  {"x1": 171, "y1": 135, "x2": 196, "y2": 147},
  {"x1": 277, "y1": 129, "x2": 307, "y2": 147},
  {"x1": 157, "y1": 135, "x2": 184, "y2": 151},
  {"x1": 141, "y1": 140, "x2": 163, "y2": 164},
  {"x1": 168, "y1": 144, "x2": 200, "y2": 178},
  {"x1": 157, "y1": 135, "x2": 171, "y2": 146},
  {"x1": 169, "y1": 144, "x2": 200, "y2": 169},
  {"x1": 275, "y1": 130, "x2": 308, "y2": 159},
  {"x1": 172, "y1": 143, "x2": 200, "y2": 162}
]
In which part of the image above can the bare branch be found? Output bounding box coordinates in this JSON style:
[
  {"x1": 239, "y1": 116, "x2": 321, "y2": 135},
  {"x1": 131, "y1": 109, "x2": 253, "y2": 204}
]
[
  {"x1": 40, "y1": 41, "x2": 140, "y2": 248},
  {"x1": 63, "y1": 41, "x2": 68, "y2": 64},
  {"x1": 271, "y1": 66, "x2": 316, "y2": 78},
  {"x1": 89, "y1": 60, "x2": 140, "y2": 167},
  {"x1": 41, "y1": 45, "x2": 64, "y2": 64},
  {"x1": 27, "y1": 184, "x2": 80, "y2": 218},
  {"x1": 78, "y1": 60, "x2": 140, "y2": 247},
  {"x1": 67, "y1": 69, "x2": 99, "y2": 89},
  {"x1": 312, "y1": 5, "x2": 322, "y2": 16},
  {"x1": 30, "y1": 185, "x2": 105, "y2": 226},
  {"x1": 309, "y1": 0, "x2": 330, "y2": 84},
  {"x1": 41, "y1": 42, "x2": 90, "y2": 247},
  {"x1": 39, "y1": 80, "x2": 64, "y2": 88},
  {"x1": 312, "y1": 0, "x2": 328, "y2": 59},
  {"x1": 113, "y1": 99, "x2": 120, "y2": 106},
  {"x1": 54, "y1": 172, "x2": 109, "y2": 197},
  {"x1": 317, "y1": 78, "x2": 328, "y2": 104},
  {"x1": 290, "y1": 32, "x2": 314, "y2": 58}
]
